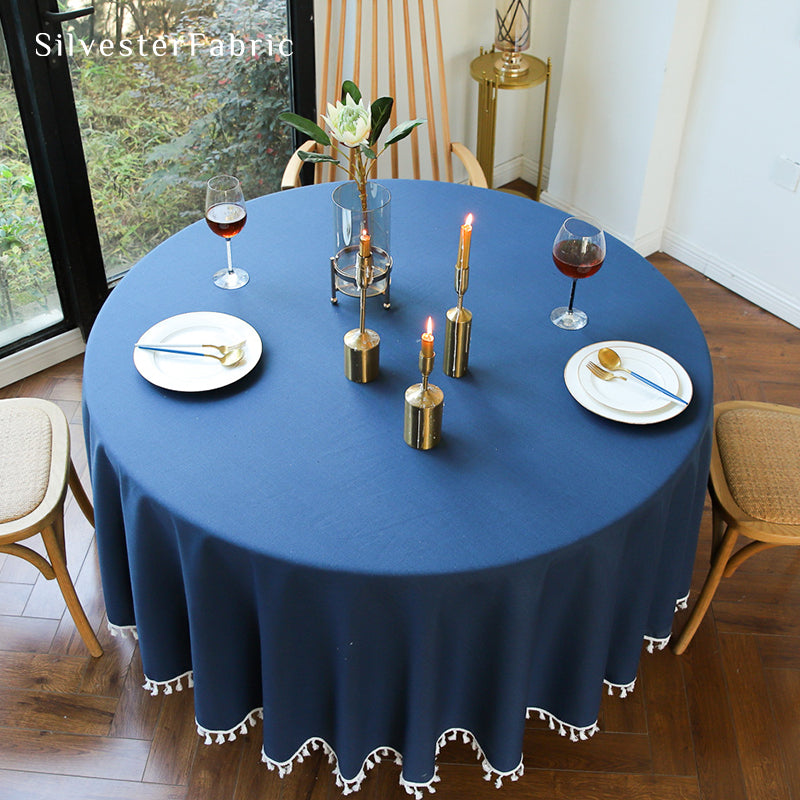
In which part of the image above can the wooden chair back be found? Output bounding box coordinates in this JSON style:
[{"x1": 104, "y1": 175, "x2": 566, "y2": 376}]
[{"x1": 288, "y1": 0, "x2": 485, "y2": 187}]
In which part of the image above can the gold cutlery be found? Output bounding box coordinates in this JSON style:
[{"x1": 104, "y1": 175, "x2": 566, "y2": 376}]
[
  {"x1": 597, "y1": 347, "x2": 687, "y2": 405},
  {"x1": 586, "y1": 361, "x2": 624, "y2": 382},
  {"x1": 135, "y1": 343, "x2": 245, "y2": 366}
]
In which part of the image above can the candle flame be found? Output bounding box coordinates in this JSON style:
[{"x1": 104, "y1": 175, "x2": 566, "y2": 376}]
[
  {"x1": 426, "y1": 316, "x2": 433, "y2": 336},
  {"x1": 465, "y1": 213, "x2": 473, "y2": 227},
  {"x1": 360, "y1": 228, "x2": 369, "y2": 239}
]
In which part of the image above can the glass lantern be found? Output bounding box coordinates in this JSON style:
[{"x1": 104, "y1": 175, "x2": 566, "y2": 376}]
[{"x1": 494, "y1": 0, "x2": 532, "y2": 77}]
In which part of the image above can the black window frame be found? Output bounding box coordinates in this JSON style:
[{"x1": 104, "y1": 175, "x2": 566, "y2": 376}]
[{"x1": 0, "y1": 0, "x2": 316, "y2": 358}]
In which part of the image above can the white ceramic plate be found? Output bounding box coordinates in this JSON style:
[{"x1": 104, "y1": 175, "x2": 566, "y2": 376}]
[
  {"x1": 133, "y1": 311, "x2": 262, "y2": 392},
  {"x1": 564, "y1": 340, "x2": 692, "y2": 424}
]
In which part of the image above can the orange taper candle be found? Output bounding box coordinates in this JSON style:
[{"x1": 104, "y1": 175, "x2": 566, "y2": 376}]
[
  {"x1": 359, "y1": 228, "x2": 371, "y2": 258},
  {"x1": 421, "y1": 316, "x2": 434, "y2": 357},
  {"x1": 457, "y1": 213, "x2": 473, "y2": 269}
]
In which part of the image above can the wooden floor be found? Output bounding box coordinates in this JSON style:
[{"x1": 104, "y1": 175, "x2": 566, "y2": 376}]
[{"x1": 1, "y1": 252, "x2": 799, "y2": 800}]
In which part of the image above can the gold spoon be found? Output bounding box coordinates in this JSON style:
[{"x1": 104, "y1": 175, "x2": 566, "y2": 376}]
[
  {"x1": 135, "y1": 343, "x2": 245, "y2": 366},
  {"x1": 597, "y1": 347, "x2": 687, "y2": 405}
]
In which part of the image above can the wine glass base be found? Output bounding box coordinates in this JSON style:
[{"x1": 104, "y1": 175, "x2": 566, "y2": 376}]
[
  {"x1": 550, "y1": 306, "x2": 587, "y2": 330},
  {"x1": 213, "y1": 267, "x2": 249, "y2": 290}
]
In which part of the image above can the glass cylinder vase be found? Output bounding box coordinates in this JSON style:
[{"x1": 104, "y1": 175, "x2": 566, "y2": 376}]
[{"x1": 331, "y1": 181, "x2": 392, "y2": 304}]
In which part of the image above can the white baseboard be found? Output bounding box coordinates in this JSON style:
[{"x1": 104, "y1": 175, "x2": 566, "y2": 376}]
[
  {"x1": 540, "y1": 191, "x2": 667, "y2": 256},
  {"x1": 491, "y1": 157, "x2": 524, "y2": 189},
  {"x1": 0, "y1": 328, "x2": 86, "y2": 388},
  {"x1": 633, "y1": 229, "x2": 664, "y2": 258},
  {"x1": 490, "y1": 156, "x2": 550, "y2": 193},
  {"x1": 661, "y1": 230, "x2": 800, "y2": 329},
  {"x1": 539, "y1": 191, "x2": 635, "y2": 250}
]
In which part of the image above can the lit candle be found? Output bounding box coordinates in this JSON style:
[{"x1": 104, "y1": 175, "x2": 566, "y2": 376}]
[
  {"x1": 421, "y1": 316, "x2": 434, "y2": 357},
  {"x1": 359, "y1": 228, "x2": 371, "y2": 258},
  {"x1": 457, "y1": 213, "x2": 473, "y2": 269}
]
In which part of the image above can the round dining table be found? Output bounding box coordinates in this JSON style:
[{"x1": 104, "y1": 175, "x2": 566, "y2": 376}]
[{"x1": 83, "y1": 179, "x2": 713, "y2": 795}]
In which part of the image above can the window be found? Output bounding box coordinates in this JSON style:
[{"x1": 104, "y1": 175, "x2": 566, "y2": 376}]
[{"x1": 0, "y1": 0, "x2": 314, "y2": 359}]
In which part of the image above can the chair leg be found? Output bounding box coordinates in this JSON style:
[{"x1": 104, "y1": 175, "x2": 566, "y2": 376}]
[
  {"x1": 672, "y1": 525, "x2": 740, "y2": 655},
  {"x1": 0, "y1": 542, "x2": 55, "y2": 579},
  {"x1": 68, "y1": 459, "x2": 95, "y2": 527},
  {"x1": 710, "y1": 502, "x2": 726, "y2": 553},
  {"x1": 724, "y1": 541, "x2": 781, "y2": 577},
  {"x1": 41, "y1": 515, "x2": 103, "y2": 658}
]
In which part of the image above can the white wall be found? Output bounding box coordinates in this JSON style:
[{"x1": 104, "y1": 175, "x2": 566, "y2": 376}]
[
  {"x1": 529, "y1": 0, "x2": 800, "y2": 328},
  {"x1": 542, "y1": 0, "x2": 710, "y2": 252},
  {"x1": 665, "y1": 0, "x2": 800, "y2": 326}
]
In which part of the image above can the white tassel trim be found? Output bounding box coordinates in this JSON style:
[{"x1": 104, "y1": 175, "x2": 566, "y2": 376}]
[
  {"x1": 197, "y1": 708, "x2": 263, "y2": 745},
  {"x1": 604, "y1": 678, "x2": 637, "y2": 698},
  {"x1": 107, "y1": 622, "x2": 138, "y2": 640},
  {"x1": 675, "y1": 592, "x2": 690, "y2": 611},
  {"x1": 644, "y1": 634, "x2": 670, "y2": 653},
  {"x1": 525, "y1": 708, "x2": 600, "y2": 741},
  {"x1": 142, "y1": 669, "x2": 193, "y2": 696},
  {"x1": 259, "y1": 730, "x2": 519, "y2": 797}
]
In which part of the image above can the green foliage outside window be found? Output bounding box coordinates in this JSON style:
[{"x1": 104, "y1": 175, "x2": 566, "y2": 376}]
[{"x1": 0, "y1": 0, "x2": 293, "y2": 327}]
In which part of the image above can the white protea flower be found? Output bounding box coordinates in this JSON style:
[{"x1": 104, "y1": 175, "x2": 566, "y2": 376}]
[{"x1": 322, "y1": 94, "x2": 372, "y2": 147}]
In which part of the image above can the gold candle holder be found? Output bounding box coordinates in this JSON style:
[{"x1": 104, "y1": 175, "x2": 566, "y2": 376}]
[
  {"x1": 404, "y1": 322, "x2": 444, "y2": 449},
  {"x1": 444, "y1": 306, "x2": 472, "y2": 378},
  {"x1": 444, "y1": 214, "x2": 473, "y2": 378},
  {"x1": 344, "y1": 231, "x2": 380, "y2": 383}
]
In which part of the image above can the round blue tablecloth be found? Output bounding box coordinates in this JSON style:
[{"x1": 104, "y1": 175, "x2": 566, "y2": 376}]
[{"x1": 83, "y1": 180, "x2": 712, "y2": 792}]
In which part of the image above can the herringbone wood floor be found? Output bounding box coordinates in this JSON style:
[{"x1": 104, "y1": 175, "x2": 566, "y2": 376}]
[{"x1": 1, "y1": 252, "x2": 799, "y2": 800}]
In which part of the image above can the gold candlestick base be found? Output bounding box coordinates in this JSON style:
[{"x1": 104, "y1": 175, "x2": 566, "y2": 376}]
[
  {"x1": 443, "y1": 307, "x2": 473, "y2": 378},
  {"x1": 404, "y1": 383, "x2": 444, "y2": 450},
  {"x1": 344, "y1": 329, "x2": 380, "y2": 383}
]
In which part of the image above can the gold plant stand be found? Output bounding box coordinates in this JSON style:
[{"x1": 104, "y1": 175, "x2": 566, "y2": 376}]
[{"x1": 470, "y1": 48, "x2": 551, "y2": 199}]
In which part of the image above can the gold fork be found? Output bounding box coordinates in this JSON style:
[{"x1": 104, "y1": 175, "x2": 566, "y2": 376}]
[{"x1": 586, "y1": 361, "x2": 627, "y2": 381}]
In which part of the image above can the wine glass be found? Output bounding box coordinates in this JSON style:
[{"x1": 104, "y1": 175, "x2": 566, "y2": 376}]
[
  {"x1": 205, "y1": 175, "x2": 248, "y2": 289},
  {"x1": 550, "y1": 217, "x2": 606, "y2": 330}
]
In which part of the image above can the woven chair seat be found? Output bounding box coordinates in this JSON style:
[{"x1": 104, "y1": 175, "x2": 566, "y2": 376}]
[
  {"x1": 716, "y1": 407, "x2": 800, "y2": 527},
  {"x1": 0, "y1": 405, "x2": 52, "y2": 524}
]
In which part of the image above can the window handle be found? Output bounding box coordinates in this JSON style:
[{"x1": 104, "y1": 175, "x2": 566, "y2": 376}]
[{"x1": 44, "y1": 6, "x2": 94, "y2": 23}]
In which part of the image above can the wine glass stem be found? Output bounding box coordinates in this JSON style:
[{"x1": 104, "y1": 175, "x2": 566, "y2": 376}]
[
  {"x1": 225, "y1": 238, "x2": 234, "y2": 275},
  {"x1": 567, "y1": 279, "x2": 577, "y2": 313}
]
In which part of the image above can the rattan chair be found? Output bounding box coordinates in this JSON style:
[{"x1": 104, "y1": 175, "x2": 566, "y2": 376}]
[
  {"x1": 281, "y1": 0, "x2": 487, "y2": 189},
  {"x1": 0, "y1": 398, "x2": 102, "y2": 657},
  {"x1": 673, "y1": 400, "x2": 800, "y2": 654}
]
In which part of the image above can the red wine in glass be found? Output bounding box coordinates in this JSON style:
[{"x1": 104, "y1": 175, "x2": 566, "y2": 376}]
[
  {"x1": 550, "y1": 217, "x2": 606, "y2": 330},
  {"x1": 205, "y1": 175, "x2": 249, "y2": 289},
  {"x1": 206, "y1": 203, "x2": 247, "y2": 239}
]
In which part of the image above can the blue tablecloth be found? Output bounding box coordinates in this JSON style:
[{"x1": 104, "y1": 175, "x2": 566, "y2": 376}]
[{"x1": 83, "y1": 180, "x2": 712, "y2": 793}]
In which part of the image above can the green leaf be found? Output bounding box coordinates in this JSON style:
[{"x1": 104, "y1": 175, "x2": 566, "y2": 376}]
[
  {"x1": 384, "y1": 119, "x2": 425, "y2": 146},
  {"x1": 278, "y1": 112, "x2": 331, "y2": 147},
  {"x1": 341, "y1": 80, "x2": 361, "y2": 104},
  {"x1": 298, "y1": 152, "x2": 340, "y2": 165},
  {"x1": 359, "y1": 145, "x2": 378, "y2": 160},
  {"x1": 369, "y1": 97, "x2": 393, "y2": 146}
]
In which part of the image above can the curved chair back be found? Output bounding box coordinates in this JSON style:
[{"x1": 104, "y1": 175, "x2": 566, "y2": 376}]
[{"x1": 282, "y1": 0, "x2": 486, "y2": 188}]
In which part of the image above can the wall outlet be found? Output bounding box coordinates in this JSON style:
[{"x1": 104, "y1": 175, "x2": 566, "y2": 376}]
[{"x1": 771, "y1": 155, "x2": 800, "y2": 192}]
